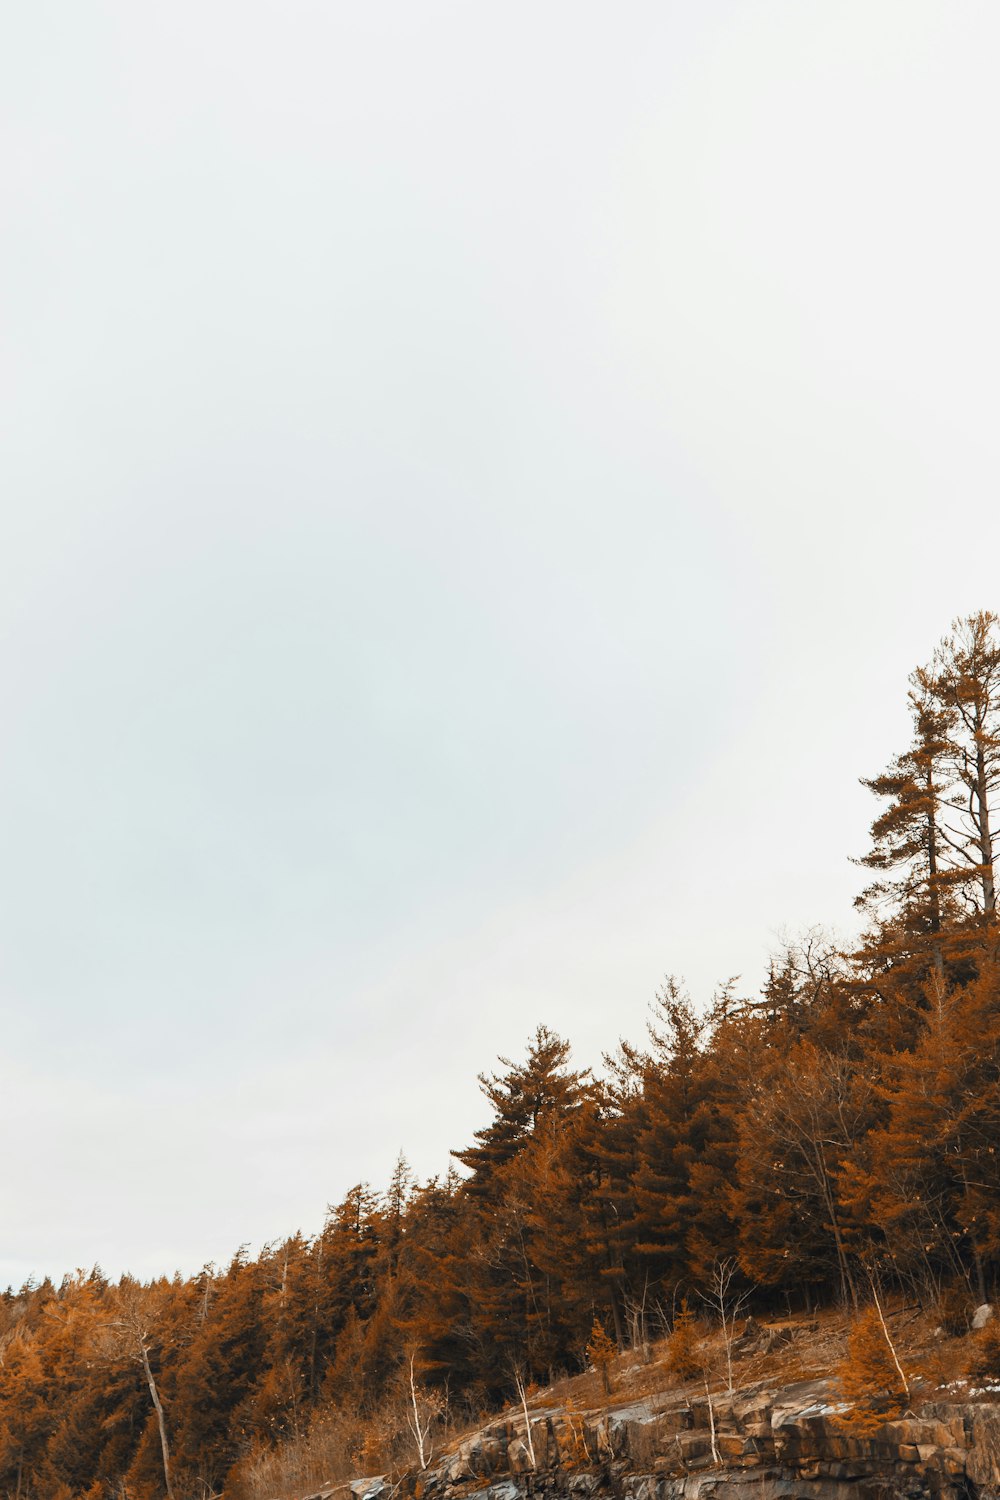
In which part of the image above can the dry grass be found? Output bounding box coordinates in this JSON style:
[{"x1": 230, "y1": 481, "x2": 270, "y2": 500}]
[
  {"x1": 226, "y1": 1399, "x2": 485, "y2": 1500},
  {"x1": 237, "y1": 1299, "x2": 992, "y2": 1500},
  {"x1": 521, "y1": 1300, "x2": 981, "y2": 1419}
]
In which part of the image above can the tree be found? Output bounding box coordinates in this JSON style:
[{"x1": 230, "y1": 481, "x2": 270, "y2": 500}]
[
  {"x1": 702, "y1": 1258, "x2": 751, "y2": 1398},
  {"x1": 166, "y1": 1250, "x2": 266, "y2": 1495},
  {"x1": 452, "y1": 1025, "x2": 590, "y2": 1199},
  {"x1": 0, "y1": 1335, "x2": 51, "y2": 1498},
  {"x1": 402, "y1": 1350, "x2": 441, "y2": 1470},
  {"x1": 394, "y1": 1170, "x2": 484, "y2": 1394},
  {"x1": 630, "y1": 981, "x2": 713, "y2": 1286},
  {"x1": 383, "y1": 1152, "x2": 413, "y2": 1275},
  {"x1": 577, "y1": 1052, "x2": 646, "y2": 1349},
  {"x1": 837, "y1": 1305, "x2": 907, "y2": 1431},
  {"x1": 856, "y1": 682, "x2": 960, "y2": 986},
  {"x1": 684, "y1": 991, "x2": 763, "y2": 1285},
  {"x1": 665, "y1": 1299, "x2": 701, "y2": 1380},
  {"x1": 585, "y1": 1317, "x2": 616, "y2": 1395},
  {"x1": 106, "y1": 1280, "x2": 176, "y2": 1500},
  {"x1": 920, "y1": 612, "x2": 1000, "y2": 923},
  {"x1": 511, "y1": 1365, "x2": 538, "y2": 1467},
  {"x1": 485, "y1": 1113, "x2": 601, "y2": 1378},
  {"x1": 843, "y1": 962, "x2": 1000, "y2": 1302},
  {"x1": 732, "y1": 1043, "x2": 876, "y2": 1307}
]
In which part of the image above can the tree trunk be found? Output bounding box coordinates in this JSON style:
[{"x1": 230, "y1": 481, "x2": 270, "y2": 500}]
[
  {"x1": 924, "y1": 756, "x2": 946, "y2": 981},
  {"x1": 974, "y1": 725, "x2": 996, "y2": 917},
  {"x1": 138, "y1": 1338, "x2": 175, "y2": 1500},
  {"x1": 810, "y1": 1143, "x2": 857, "y2": 1309}
]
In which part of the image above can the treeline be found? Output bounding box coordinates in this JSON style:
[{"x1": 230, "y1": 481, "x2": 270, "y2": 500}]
[{"x1": 4, "y1": 612, "x2": 1000, "y2": 1500}]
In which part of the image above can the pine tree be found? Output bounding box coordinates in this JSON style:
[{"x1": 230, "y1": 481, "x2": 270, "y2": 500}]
[
  {"x1": 837, "y1": 1306, "x2": 907, "y2": 1431},
  {"x1": 585, "y1": 1317, "x2": 616, "y2": 1394},
  {"x1": 577, "y1": 1051, "x2": 646, "y2": 1348},
  {"x1": 920, "y1": 612, "x2": 1000, "y2": 923},
  {"x1": 167, "y1": 1251, "x2": 266, "y2": 1494},
  {"x1": 452, "y1": 1025, "x2": 590, "y2": 1199},
  {"x1": 383, "y1": 1151, "x2": 413, "y2": 1274},
  {"x1": 631, "y1": 981, "x2": 713, "y2": 1285},
  {"x1": 0, "y1": 1335, "x2": 52, "y2": 1498},
  {"x1": 685, "y1": 992, "x2": 763, "y2": 1284},
  {"x1": 847, "y1": 962, "x2": 1000, "y2": 1301},
  {"x1": 394, "y1": 1171, "x2": 483, "y2": 1393},
  {"x1": 856, "y1": 683, "x2": 962, "y2": 987},
  {"x1": 666, "y1": 1300, "x2": 701, "y2": 1380},
  {"x1": 494, "y1": 1113, "x2": 602, "y2": 1375}
]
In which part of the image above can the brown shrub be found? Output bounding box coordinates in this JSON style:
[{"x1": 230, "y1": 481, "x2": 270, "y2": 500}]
[
  {"x1": 968, "y1": 1318, "x2": 1000, "y2": 1383},
  {"x1": 920, "y1": 1336, "x2": 970, "y2": 1392},
  {"x1": 936, "y1": 1285, "x2": 973, "y2": 1337}
]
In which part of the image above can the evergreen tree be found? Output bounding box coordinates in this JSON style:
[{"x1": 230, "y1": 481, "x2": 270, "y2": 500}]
[
  {"x1": 395, "y1": 1170, "x2": 484, "y2": 1394},
  {"x1": 665, "y1": 1299, "x2": 701, "y2": 1380},
  {"x1": 844, "y1": 962, "x2": 1000, "y2": 1301},
  {"x1": 585, "y1": 1317, "x2": 616, "y2": 1394},
  {"x1": 921, "y1": 612, "x2": 1000, "y2": 922},
  {"x1": 837, "y1": 1305, "x2": 907, "y2": 1431},
  {"x1": 452, "y1": 1025, "x2": 590, "y2": 1198},
  {"x1": 856, "y1": 683, "x2": 961, "y2": 987},
  {"x1": 577, "y1": 1050, "x2": 646, "y2": 1347},
  {"x1": 630, "y1": 981, "x2": 713, "y2": 1286},
  {"x1": 167, "y1": 1252, "x2": 266, "y2": 1495}
]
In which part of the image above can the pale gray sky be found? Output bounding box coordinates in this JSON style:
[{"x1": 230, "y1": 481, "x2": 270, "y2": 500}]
[{"x1": 2, "y1": 1, "x2": 999, "y2": 1286}]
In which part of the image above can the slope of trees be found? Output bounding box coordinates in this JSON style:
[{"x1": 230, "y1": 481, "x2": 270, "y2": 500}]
[{"x1": 4, "y1": 613, "x2": 1000, "y2": 1500}]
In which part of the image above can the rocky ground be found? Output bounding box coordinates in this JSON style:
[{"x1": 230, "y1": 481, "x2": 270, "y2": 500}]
[{"x1": 294, "y1": 1314, "x2": 1000, "y2": 1500}]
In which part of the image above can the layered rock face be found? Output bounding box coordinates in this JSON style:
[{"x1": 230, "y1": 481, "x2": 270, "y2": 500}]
[{"x1": 363, "y1": 1381, "x2": 1000, "y2": 1500}]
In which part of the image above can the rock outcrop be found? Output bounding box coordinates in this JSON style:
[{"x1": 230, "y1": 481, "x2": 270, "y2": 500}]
[{"x1": 366, "y1": 1380, "x2": 1000, "y2": 1500}]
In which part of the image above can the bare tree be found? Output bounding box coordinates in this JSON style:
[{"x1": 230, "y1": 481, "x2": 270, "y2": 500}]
[
  {"x1": 512, "y1": 1366, "x2": 537, "y2": 1468},
  {"x1": 703, "y1": 1378, "x2": 720, "y2": 1465},
  {"x1": 103, "y1": 1281, "x2": 175, "y2": 1500},
  {"x1": 702, "y1": 1259, "x2": 752, "y2": 1398},
  {"x1": 739, "y1": 1046, "x2": 876, "y2": 1308},
  {"x1": 869, "y1": 1280, "x2": 910, "y2": 1402},
  {"x1": 623, "y1": 1273, "x2": 653, "y2": 1362},
  {"x1": 404, "y1": 1350, "x2": 441, "y2": 1470}
]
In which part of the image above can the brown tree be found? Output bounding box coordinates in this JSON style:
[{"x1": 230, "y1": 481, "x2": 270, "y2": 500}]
[
  {"x1": 919, "y1": 612, "x2": 1000, "y2": 923},
  {"x1": 732, "y1": 1043, "x2": 877, "y2": 1307},
  {"x1": 856, "y1": 682, "x2": 961, "y2": 987},
  {"x1": 837, "y1": 1305, "x2": 907, "y2": 1431},
  {"x1": 105, "y1": 1280, "x2": 176, "y2": 1500}
]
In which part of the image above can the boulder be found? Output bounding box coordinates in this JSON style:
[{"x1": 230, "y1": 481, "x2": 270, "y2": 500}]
[
  {"x1": 567, "y1": 1477, "x2": 601, "y2": 1496},
  {"x1": 349, "y1": 1480, "x2": 386, "y2": 1500},
  {"x1": 973, "y1": 1302, "x2": 995, "y2": 1330},
  {"x1": 484, "y1": 1483, "x2": 521, "y2": 1500}
]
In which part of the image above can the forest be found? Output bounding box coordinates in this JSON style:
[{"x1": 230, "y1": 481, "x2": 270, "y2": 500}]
[{"x1": 4, "y1": 612, "x2": 1000, "y2": 1500}]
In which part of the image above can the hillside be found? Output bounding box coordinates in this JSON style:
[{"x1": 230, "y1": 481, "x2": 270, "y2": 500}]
[
  {"x1": 288, "y1": 1307, "x2": 1000, "y2": 1500},
  {"x1": 4, "y1": 613, "x2": 1000, "y2": 1500}
]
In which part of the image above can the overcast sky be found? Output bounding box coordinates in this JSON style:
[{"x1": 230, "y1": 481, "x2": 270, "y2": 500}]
[{"x1": 2, "y1": 1, "x2": 999, "y2": 1287}]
